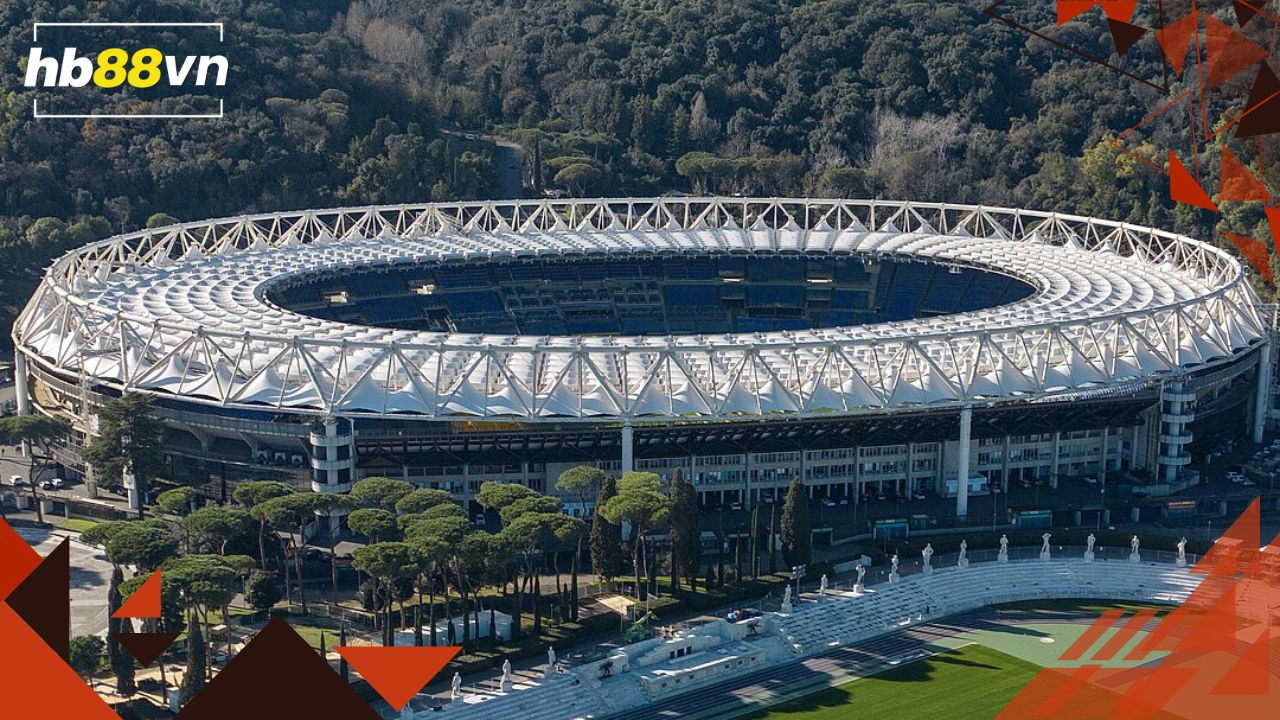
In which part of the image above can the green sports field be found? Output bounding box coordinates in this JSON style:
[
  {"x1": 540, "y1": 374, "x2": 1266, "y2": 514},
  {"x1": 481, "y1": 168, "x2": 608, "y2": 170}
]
[
  {"x1": 741, "y1": 645, "x2": 1038, "y2": 720},
  {"x1": 742, "y1": 601, "x2": 1178, "y2": 720}
]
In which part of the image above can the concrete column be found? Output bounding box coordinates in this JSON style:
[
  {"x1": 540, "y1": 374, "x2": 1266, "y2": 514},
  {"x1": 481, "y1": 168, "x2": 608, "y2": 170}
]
[
  {"x1": 620, "y1": 422, "x2": 634, "y2": 474},
  {"x1": 905, "y1": 443, "x2": 914, "y2": 493},
  {"x1": 1130, "y1": 425, "x2": 1139, "y2": 469},
  {"x1": 83, "y1": 464, "x2": 98, "y2": 500},
  {"x1": 13, "y1": 353, "x2": 30, "y2": 416},
  {"x1": 1099, "y1": 430, "x2": 1109, "y2": 483},
  {"x1": 957, "y1": 406, "x2": 972, "y2": 518},
  {"x1": 1253, "y1": 340, "x2": 1272, "y2": 443},
  {"x1": 1000, "y1": 435, "x2": 1010, "y2": 486},
  {"x1": 935, "y1": 442, "x2": 945, "y2": 494},
  {"x1": 1050, "y1": 432, "x2": 1061, "y2": 489},
  {"x1": 852, "y1": 446, "x2": 861, "y2": 504}
]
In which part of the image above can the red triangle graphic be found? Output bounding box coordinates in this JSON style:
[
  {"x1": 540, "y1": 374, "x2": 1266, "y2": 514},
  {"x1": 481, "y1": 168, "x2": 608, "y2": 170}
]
[
  {"x1": 5, "y1": 538, "x2": 69, "y2": 661},
  {"x1": 1265, "y1": 206, "x2": 1280, "y2": 256},
  {"x1": 1156, "y1": 12, "x2": 1198, "y2": 76},
  {"x1": 1205, "y1": 14, "x2": 1269, "y2": 88},
  {"x1": 0, "y1": 518, "x2": 42, "y2": 599},
  {"x1": 1235, "y1": 0, "x2": 1269, "y2": 27},
  {"x1": 1224, "y1": 231, "x2": 1274, "y2": 283},
  {"x1": 1099, "y1": 1, "x2": 1138, "y2": 22},
  {"x1": 1237, "y1": 63, "x2": 1280, "y2": 138},
  {"x1": 116, "y1": 632, "x2": 180, "y2": 667},
  {"x1": 1169, "y1": 151, "x2": 1219, "y2": 211},
  {"x1": 1219, "y1": 147, "x2": 1271, "y2": 201},
  {"x1": 1058, "y1": 1, "x2": 1100, "y2": 25},
  {"x1": 335, "y1": 646, "x2": 461, "y2": 711},
  {"x1": 1192, "y1": 497, "x2": 1261, "y2": 575},
  {"x1": 112, "y1": 570, "x2": 161, "y2": 619},
  {"x1": 1058, "y1": 1, "x2": 1138, "y2": 25},
  {"x1": 1107, "y1": 18, "x2": 1148, "y2": 56}
]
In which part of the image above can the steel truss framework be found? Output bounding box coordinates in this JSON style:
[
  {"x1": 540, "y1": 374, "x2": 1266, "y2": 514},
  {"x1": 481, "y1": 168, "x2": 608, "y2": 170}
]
[{"x1": 12, "y1": 198, "x2": 1267, "y2": 422}]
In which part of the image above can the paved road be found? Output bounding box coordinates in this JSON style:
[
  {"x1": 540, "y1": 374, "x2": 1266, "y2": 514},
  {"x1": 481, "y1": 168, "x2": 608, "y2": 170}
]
[
  {"x1": 600, "y1": 609, "x2": 1111, "y2": 720},
  {"x1": 16, "y1": 527, "x2": 112, "y2": 638},
  {"x1": 439, "y1": 127, "x2": 525, "y2": 199}
]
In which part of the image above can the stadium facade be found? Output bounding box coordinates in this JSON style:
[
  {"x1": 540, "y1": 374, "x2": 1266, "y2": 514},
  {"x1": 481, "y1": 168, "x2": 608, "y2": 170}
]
[{"x1": 10, "y1": 198, "x2": 1277, "y2": 523}]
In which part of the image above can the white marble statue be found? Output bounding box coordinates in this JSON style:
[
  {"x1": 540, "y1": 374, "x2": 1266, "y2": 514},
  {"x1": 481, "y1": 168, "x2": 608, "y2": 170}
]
[
  {"x1": 781, "y1": 584, "x2": 793, "y2": 614},
  {"x1": 1040, "y1": 532, "x2": 1052, "y2": 560},
  {"x1": 998, "y1": 534, "x2": 1009, "y2": 563},
  {"x1": 1176, "y1": 537, "x2": 1188, "y2": 567},
  {"x1": 500, "y1": 659, "x2": 514, "y2": 692},
  {"x1": 855, "y1": 564, "x2": 866, "y2": 593},
  {"x1": 1129, "y1": 534, "x2": 1141, "y2": 563},
  {"x1": 546, "y1": 647, "x2": 557, "y2": 678},
  {"x1": 957, "y1": 539, "x2": 969, "y2": 568},
  {"x1": 451, "y1": 672, "x2": 462, "y2": 701},
  {"x1": 819, "y1": 574, "x2": 828, "y2": 596},
  {"x1": 921, "y1": 543, "x2": 934, "y2": 575},
  {"x1": 1084, "y1": 532, "x2": 1096, "y2": 562},
  {"x1": 889, "y1": 554, "x2": 900, "y2": 583}
]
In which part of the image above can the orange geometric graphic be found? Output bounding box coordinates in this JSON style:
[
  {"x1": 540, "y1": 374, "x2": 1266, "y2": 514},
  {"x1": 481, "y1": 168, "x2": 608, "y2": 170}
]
[
  {"x1": 0, "y1": 517, "x2": 41, "y2": 598},
  {"x1": 0, "y1": 520, "x2": 118, "y2": 719},
  {"x1": 335, "y1": 645, "x2": 462, "y2": 711},
  {"x1": 112, "y1": 569, "x2": 162, "y2": 619},
  {"x1": 1225, "y1": 232, "x2": 1273, "y2": 282},
  {"x1": 1219, "y1": 146, "x2": 1271, "y2": 201},
  {"x1": 999, "y1": 499, "x2": 1280, "y2": 719},
  {"x1": 1155, "y1": 12, "x2": 1199, "y2": 76},
  {"x1": 1168, "y1": 151, "x2": 1219, "y2": 211},
  {"x1": 1204, "y1": 14, "x2": 1269, "y2": 89}
]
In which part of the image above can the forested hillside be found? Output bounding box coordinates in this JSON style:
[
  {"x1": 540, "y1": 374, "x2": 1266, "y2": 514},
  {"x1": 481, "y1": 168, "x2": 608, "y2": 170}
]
[{"x1": 1, "y1": 0, "x2": 1274, "y2": 344}]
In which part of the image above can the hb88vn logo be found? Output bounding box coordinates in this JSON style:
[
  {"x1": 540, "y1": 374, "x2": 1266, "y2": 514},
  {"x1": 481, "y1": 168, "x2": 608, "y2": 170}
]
[{"x1": 24, "y1": 47, "x2": 227, "y2": 89}]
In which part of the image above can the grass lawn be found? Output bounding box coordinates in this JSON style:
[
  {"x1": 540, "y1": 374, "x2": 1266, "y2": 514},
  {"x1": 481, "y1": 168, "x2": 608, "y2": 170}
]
[
  {"x1": 60, "y1": 518, "x2": 100, "y2": 533},
  {"x1": 743, "y1": 645, "x2": 1040, "y2": 720},
  {"x1": 991, "y1": 598, "x2": 1173, "y2": 616},
  {"x1": 289, "y1": 623, "x2": 339, "y2": 652}
]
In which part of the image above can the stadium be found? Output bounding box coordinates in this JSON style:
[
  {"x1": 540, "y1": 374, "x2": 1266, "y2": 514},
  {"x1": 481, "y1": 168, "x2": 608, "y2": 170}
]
[{"x1": 9, "y1": 197, "x2": 1275, "y2": 523}]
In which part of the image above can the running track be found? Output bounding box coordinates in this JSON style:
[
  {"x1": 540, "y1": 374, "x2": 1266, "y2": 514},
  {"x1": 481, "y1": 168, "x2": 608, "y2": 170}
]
[{"x1": 600, "y1": 609, "x2": 1116, "y2": 720}]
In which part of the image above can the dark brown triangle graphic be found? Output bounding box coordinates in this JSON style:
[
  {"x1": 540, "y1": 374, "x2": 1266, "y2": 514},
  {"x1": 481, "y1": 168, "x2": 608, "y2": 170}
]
[
  {"x1": 176, "y1": 617, "x2": 378, "y2": 719},
  {"x1": 4, "y1": 537, "x2": 69, "y2": 661},
  {"x1": 116, "y1": 632, "x2": 179, "y2": 668},
  {"x1": 1237, "y1": 63, "x2": 1280, "y2": 138},
  {"x1": 1107, "y1": 18, "x2": 1148, "y2": 57},
  {"x1": 1235, "y1": 0, "x2": 1268, "y2": 26}
]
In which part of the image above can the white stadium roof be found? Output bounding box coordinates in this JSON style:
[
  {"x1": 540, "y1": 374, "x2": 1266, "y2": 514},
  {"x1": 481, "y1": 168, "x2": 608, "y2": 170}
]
[{"x1": 13, "y1": 198, "x2": 1267, "y2": 421}]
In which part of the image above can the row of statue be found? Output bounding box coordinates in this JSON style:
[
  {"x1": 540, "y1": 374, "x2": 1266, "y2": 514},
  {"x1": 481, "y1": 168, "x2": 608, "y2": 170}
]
[{"x1": 876, "y1": 533, "x2": 1190, "y2": 577}]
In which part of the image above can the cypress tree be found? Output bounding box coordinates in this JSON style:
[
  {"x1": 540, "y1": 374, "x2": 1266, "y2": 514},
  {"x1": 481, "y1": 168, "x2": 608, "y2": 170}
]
[
  {"x1": 339, "y1": 624, "x2": 350, "y2": 683},
  {"x1": 179, "y1": 612, "x2": 205, "y2": 704},
  {"x1": 781, "y1": 477, "x2": 812, "y2": 567},
  {"x1": 107, "y1": 566, "x2": 136, "y2": 696},
  {"x1": 590, "y1": 475, "x2": 625, "y2": 581},
  {"x1": 669, "y1": 468, "x2": 701, "y2": 592}
]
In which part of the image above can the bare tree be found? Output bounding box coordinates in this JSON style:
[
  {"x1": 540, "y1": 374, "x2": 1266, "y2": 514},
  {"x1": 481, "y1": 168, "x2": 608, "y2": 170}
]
[{"x1": 867, "y1": 110, "x2": 969, "y2": 201}]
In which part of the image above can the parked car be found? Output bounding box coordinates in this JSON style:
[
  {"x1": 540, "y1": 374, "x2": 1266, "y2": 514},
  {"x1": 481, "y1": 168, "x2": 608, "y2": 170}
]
[
  {"x1": 821, "y1": 498, "x2": 837, "y2": 507},
  {"x1": 8, "y1": 475, "x2": 22, "y2": 487},
  {"x1": 473, "y1": 513, "x2": 487, "y2": 527},
  {"x1": 912, "y1": 491, "x2": 927, "y2": 500},
  {"x1": 729, "y1": 501, "x2": 743, "y2": 511}
]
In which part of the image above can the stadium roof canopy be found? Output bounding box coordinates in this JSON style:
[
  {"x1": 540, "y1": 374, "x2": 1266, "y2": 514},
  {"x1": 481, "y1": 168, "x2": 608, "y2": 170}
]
[{"x1": 14, "y1": 198, "x2": 1267, "y2": 421}]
